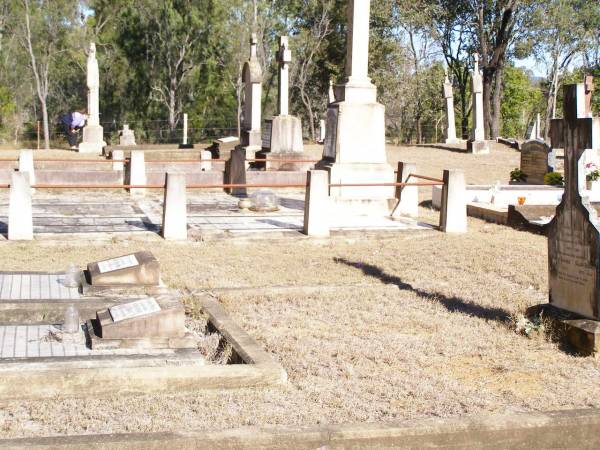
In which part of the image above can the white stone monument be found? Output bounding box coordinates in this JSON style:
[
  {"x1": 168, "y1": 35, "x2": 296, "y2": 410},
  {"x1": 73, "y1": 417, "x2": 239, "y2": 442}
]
[
  {"x1": 79, "y1": 43, "x2": 106, "y2": 154},
  {"x1": 328, "y1": 79, "x2": 336, "y2": 104},
  {"x1": 240, "y1": 34, "x2": 263, "y2": 159},
  {"x1": 443, "y1": 70, "x2": 459, "y2": 144},
  {"x1": 261, "y1": 36, "x2": 304, "y2": 156},
  {"x1": 119, "y1": 124, "x2": 136, "y2": 146},
  {"x1": 8, "y1": 172, "x2": 33, "y2": 241},
  {"x1": 467, "y1": 54, "x2": 490, "y2": 154},
  {"x1": 316, "y1": 0, "x2": 395, "y2": 216},
  {"x1": 183, "y1": 113, "x2": 188, "y2": 145}
]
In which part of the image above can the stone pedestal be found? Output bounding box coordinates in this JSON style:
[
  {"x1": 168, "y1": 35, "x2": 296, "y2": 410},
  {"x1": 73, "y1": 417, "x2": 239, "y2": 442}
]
[
  {"x1": 8, "y1": 172, "x2": 33, "y2": 241},
  {"x1": 79, "y1": 124, "x2": 105, "y2": 154},
  {"x1": 467, "y1": 139, "x2": 491, "y2": 155},
  {"x1": 262, "y1": 115, "x2": 304, "y2": 155}
]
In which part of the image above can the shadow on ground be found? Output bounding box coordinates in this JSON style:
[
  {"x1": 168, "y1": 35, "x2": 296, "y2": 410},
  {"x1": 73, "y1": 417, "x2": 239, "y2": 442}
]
[{"x1": 334, "y1": 258, "x2": 512, "y2": 324}]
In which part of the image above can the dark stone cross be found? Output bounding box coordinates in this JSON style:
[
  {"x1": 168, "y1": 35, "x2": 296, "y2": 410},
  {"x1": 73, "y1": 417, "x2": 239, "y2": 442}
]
[{"x1": 547, "y1": 81, "x2": 600, "y2": 319}]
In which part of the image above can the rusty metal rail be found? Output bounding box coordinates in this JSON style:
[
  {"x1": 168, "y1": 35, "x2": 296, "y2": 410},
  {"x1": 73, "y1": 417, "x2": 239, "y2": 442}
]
[{"x1": 407, "y1": 174, "x2": 445, "y2": 183}]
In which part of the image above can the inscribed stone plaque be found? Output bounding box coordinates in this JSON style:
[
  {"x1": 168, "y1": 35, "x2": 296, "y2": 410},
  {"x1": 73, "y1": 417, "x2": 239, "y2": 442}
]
[
  {"x1": 87, "y1": 251, "x2": 160, "y2": 287},
  {"x1": 520, "y1": 140, "x2": 554, "y2": 184},
  {"x1": 98, "y1": 254, "x2": 139, "y2": 274},
  {"x1": 547, "y1": 82, "x2": 600, "y2": 319},
  {"x1": 262, "y1": 119, "x2": 273, "y2": 150},
  {"x1": 109, "y1": 298, "x2": 161, "y2": 323},
  {"x1": 322, "y1": 106, "x2": 339, "y2": 160}
]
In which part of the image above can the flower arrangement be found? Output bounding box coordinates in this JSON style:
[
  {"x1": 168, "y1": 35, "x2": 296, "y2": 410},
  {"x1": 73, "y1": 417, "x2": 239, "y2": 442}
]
[{"x1": 586, "y1": 163, "x2": 600, "y2": 182}]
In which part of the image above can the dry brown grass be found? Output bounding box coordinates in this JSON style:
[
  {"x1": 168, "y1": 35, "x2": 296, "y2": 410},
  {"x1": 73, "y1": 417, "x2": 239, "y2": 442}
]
[{"x1": 1, "y1": 143, "x2": 596, "y2": 439}]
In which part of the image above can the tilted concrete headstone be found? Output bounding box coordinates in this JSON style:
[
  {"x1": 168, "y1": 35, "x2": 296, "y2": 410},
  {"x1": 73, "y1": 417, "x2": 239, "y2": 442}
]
[
  {"x1": 316, "y1": 0, "x2": 395, "y2": 216},
  {"x1": 8, "y1": 172, "x2": 33, "y2": 241},
  {"x1": 548, "y1": 81, "x2": 600, "y2": 319},
  {"x1": 86, "y1": 251, "x2": 160, "y2": 287},
  {"x1": 443, "y1": 71, "x2": 459, "y2": 144},
  {"x1": 520, "y1": 140, "x2": 555, "y2": 184},
  {"x1": 439, "y1": 169, "x2": 467, "y2": 233},
  {"x1": 79, "y1": 43, "x2": 106, "y2": 154},
  {"x1": 467, "y1": 54, "x2": 490, "y2": 154},
  {"x1": 240, "y1": 34, "x2": 263, "y2": 159}
]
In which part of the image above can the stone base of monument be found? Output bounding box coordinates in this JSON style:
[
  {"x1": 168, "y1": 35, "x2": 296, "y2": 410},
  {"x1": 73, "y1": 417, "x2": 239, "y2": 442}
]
[
  {"x1": 319, "y1": 161, "x2": 396, "y2": 216},
  {"x1": 262, "y1": 115, "x2": 304, "y2": 155},
  {"x1": 467, "y1": 139, "x2": 491, "y2": 154},
  {"x1": 254, "y1": 151, "x2": 313, "y2": 172},
  {"x1": 79, "y1": 125, "x2": 106, "y2": 154},
  {"x1": 528, "y1": 304, "x2": 600, "y2": 356},
  {"x1": 445, "y1": 138, "x2": 465, "y2": 145}
]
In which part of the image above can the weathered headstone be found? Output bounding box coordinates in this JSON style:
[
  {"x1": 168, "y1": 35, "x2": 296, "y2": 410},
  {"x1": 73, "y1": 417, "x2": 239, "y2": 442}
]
[
  {"x1": 519, "y1": 140, "x2": 555, "y2": 184},
  {"x1": 443, "y1": 70, "x2": 459, "y2": 144},
  {"x1": 8, "y1": 172, "x2": 33, "y2": 241},
  {"x1": 261, "y1": 36, "x2": 303, "y2": 156},
  {"x1": 18, "y1": 149, "x2": 35, "y2": 189},
  {"x1": 86, "y1": 251, "x2": 160, "y2": 287},
  {"x1": 119, "y1": 124, "x2": 136, "y2": 146},
  {"x1": 162, "y1": 172, "x2": 188, "y2": 241},
  {"x1": 79, "y1": 43, "x2": 106, "y2": 154},
  {"x1": 467, "y1": 54, "x2": 490, "y2": 154},
  {"x1": 240, "y1": 34, "x2": 263, "y2": 159},
  {"x1": 548, "y1": 82, "x2": 600, "y2": 320},
  {"x1": 316, "y1": 0, "x2": 395, "y2": 216}
]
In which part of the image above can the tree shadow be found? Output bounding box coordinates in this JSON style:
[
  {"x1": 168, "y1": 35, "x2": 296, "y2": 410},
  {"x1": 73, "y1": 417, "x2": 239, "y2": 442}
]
[{"x1": 334, "y1": 258, "x2": 512, "y2": 324}]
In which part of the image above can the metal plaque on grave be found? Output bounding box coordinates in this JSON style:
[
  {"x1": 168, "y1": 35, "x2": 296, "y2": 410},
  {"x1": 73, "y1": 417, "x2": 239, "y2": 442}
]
[
  {"x1": 547, "y1": 82, "x2": 600, "y2": 319},
  {"x1": 109, "y1": 297, "x2": 161, "y2": 322}
]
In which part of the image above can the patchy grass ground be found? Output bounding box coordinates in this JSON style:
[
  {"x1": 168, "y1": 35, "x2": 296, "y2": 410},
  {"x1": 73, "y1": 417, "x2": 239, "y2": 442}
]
[{"x1": 2, "y1": 143, "x2": 595, "y2": 439}]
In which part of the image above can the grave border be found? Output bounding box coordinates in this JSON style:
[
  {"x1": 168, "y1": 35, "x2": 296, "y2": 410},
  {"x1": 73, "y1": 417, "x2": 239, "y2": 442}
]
[{"x1": 0, "y1": 295, "x2": 287, "y2": 401}]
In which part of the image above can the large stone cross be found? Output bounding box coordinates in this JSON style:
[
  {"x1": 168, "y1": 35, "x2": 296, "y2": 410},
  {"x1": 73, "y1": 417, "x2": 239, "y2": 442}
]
[
  {"x1": 548, "y1": 80, "x2": 600, "y2": 319},
  {"x1": 277, "y1": 36, "x2": 291, "y2": 116}
]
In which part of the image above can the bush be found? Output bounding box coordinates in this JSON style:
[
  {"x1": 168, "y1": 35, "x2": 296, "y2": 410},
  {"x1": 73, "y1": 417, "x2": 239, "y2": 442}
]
[
  {"x1": 510, "y1": 168, "x2": 527, "y2": 182},
  {"x1": 544, "y1": 172, "x2": 564, "y2": 186}
]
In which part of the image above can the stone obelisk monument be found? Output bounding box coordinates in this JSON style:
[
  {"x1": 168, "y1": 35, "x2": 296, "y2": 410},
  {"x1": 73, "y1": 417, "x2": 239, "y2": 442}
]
[
  {"x1": 467, "y1": 54, "x2": 490, "y2": 154},
  {"x1": 260, "y1": 36, "x2": 303, "y2": 157},
  {"x1": 240, "y1": 34, "x2": 263, "y2": 160},
  {"x1": 317, "y1": 0, "x2": 395, "y2": 216},
  {"x1": 79, "y1": 43, "x2": 106, "y2": 154},
  {"x1": 443, "y1": 70, "x2": 459, "y2": 144}
]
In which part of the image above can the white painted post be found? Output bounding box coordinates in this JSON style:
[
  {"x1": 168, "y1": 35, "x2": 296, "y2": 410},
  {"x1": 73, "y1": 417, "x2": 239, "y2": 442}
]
[
  {"x1": 200, "y1": 150, "x2": 212, "y2": 171},
  {"x1": 9, "y1": 172, "x2": 33, "y2": 240},
  {"x1": 129, "y1": 150, "x2": 146, "y2": 196},
  {"x1": 18, "y1": 149, "x2": 35, "y2": 189},
  {"x1": 112, "y1": 150, "x2": 124, "y2": 171},
  {"x1": 391, "y1": 162, "x2": 418, "y2": 219},
  {"x1": 439, "y1": 169, "x2": 467, "y2": 233},
  {"x1": 303, "y1": 170, "x2": 330, "y2": 237},
  {"x1": 183, "y1": 113, "x2": 188, "y2": 146},
  {"x1": 319, "y1": 119, "x2": 326, "y2": 143},
  {"x1": 162, "y1": 172, "x2": 188, "y2": 240},
  {"x1": 444, "y1": 71, "x2": 458, "y2": 144},
  {"x1": 472, "y1": 55, "x2": 485, "y2": 142}
]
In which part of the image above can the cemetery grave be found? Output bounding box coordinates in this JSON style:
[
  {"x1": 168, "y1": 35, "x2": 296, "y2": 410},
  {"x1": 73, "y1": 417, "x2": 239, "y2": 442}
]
[{"x1": 0, "y1": 250, "x2": 286, "y2": 401}]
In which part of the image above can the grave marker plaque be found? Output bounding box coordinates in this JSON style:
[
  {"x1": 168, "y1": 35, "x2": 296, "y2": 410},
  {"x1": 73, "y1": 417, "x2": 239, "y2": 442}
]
[
  {"x1": 548, "y1": 81, "x2": 600, "y2": 319},
  {"x1": 87, "y1": 251, "x2": 160, "y2": 287},
  {"x1": 262, "y1": 119, "x2": 273, "y2": 150},
  {"x1": 109, "y1": 297, "x2": 161, "y2": 323}
]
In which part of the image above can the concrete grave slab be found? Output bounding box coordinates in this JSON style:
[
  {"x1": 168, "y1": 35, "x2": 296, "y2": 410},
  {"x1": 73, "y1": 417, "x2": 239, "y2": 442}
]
[{"x1": 86, "y1": 251, "x2": 160, "y2": 289}]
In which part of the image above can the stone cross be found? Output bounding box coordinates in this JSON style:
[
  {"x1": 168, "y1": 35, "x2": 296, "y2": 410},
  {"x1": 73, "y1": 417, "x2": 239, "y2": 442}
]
[
  {"x1": 277, "y1": 36, "x2": 292, "y2": 116},
  {"x1": 548, "y1": 81, "x2": 600, "y2": 318},
  {"x1": 471, "y1": 54, "x2": 485, "y2": 142},
  {"x1": 345, "y1": 0, "x2": 371, "y2": 84},
  {"x1": 444, "y1": 69, "x2": 457, "y2": 143},
  {"x1": 87, "y1": 43, "x2": 100, "y2": 126},
  {"x1": 240, "y1": 33, "x2": 263, "y2": 150}
]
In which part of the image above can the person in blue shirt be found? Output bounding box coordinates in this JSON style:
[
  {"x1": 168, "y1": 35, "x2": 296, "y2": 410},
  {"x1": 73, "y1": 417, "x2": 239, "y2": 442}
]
[{"x1": 61, "y1": 111, "x2": 87, "y2": 149}]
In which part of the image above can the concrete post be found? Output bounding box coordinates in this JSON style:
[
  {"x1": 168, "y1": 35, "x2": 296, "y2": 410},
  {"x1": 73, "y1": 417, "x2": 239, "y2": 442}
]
[
  {"x1": 18, "y1": 149, "x2": 35, "y2": 189},
  {"x1": 303, "y1": 170, "x2": 330, "y2": 237},
  {"x1": 9, "y1": 172, "x2": 33, "y2": 240},
  {"x1": 112, "y1": 150, "x2": 124, "y2": 171},
  {"x1": 129, "y1": 150, "x2": 146, "y2": 196},
  {"x1": 439, "y1": 169, "x2": 467, "y2": 233},
  {"x1": 161, "y1": 172, "x2": 188, "y2": 241},
  {"x1": 200, "y1": 150, "x2": 212, "y2": 171},
  {"x1": 391, "y1": 162, "x2": 418, "y2": 219},
  {"x1": 183, "y1": 113, "x2": 188, "y2": 146}
]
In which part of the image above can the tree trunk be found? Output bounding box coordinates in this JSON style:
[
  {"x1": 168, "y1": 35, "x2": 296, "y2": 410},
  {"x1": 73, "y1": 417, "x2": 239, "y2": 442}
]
[
  {"x1": 491, "y1": 65, "x2": 503, "y2": 138},
  {"x1": 482, "y1": 69, "x2": 494, "y2": 140},
  {"x1": 168, "y1": 89, "x2": 176, "y2": 131}
]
